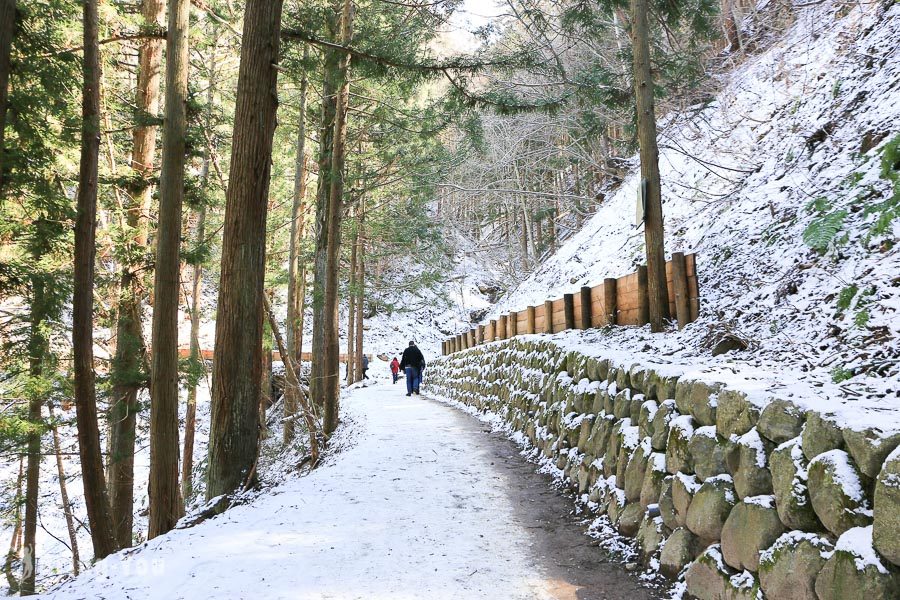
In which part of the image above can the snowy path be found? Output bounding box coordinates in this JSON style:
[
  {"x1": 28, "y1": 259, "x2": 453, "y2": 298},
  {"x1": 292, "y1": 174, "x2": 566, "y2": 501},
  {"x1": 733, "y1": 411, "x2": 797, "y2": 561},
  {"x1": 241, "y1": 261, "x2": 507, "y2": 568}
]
[{"x1": 41, "y1": 382, "x2": 651, "y2": 600}]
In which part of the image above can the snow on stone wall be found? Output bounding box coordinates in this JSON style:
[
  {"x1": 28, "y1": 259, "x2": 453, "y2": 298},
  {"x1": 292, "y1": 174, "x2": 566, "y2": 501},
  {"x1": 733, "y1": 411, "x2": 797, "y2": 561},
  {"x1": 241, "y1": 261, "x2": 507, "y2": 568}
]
[{"x1": 429, "y1": 338, "x2": 900, "y2": 599}]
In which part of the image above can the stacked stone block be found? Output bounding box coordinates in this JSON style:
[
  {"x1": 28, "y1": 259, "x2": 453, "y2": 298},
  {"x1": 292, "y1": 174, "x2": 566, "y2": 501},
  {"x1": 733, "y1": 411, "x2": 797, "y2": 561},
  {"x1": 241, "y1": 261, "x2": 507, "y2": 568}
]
[{"x1": 428, "y1": 338, "x2": 900, "y2": 599}]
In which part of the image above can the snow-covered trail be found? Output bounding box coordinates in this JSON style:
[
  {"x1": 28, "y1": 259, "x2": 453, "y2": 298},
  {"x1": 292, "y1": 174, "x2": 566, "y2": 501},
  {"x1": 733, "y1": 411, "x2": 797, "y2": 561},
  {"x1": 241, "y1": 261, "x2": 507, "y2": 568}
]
[{"x1": 41, "y1": 381, "x2": 650, "y2": 600}]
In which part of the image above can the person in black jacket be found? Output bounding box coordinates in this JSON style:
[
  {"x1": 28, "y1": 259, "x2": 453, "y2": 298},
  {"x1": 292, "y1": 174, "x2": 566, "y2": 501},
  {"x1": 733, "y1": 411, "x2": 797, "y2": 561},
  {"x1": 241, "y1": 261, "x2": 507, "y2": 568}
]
[{"x1": 398, "y1": 341, "x2": 426, "y2": 396}]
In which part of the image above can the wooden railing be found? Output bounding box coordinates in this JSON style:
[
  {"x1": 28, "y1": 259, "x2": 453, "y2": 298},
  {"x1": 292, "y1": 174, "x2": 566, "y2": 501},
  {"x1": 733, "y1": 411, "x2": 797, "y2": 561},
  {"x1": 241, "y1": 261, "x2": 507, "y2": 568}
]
[
  {"x1": 442, "y1": 252, "x2": 699, "y2": 355},
  {"x1": 177, "y1": 348, "x2": 348, "y2": 364}
]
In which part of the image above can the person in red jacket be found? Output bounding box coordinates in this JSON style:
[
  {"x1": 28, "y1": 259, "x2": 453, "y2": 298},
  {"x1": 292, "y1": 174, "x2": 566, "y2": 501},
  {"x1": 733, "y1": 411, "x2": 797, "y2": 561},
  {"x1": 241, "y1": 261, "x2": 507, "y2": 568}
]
[{"x1": 390, "y1": 356, "x2": 400, "y2": 384}]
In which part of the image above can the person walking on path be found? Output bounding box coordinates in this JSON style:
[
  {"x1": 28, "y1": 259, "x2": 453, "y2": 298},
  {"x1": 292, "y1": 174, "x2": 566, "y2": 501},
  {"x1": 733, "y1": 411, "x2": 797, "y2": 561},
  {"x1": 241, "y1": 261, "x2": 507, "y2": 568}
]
[
  {"x1": 390, "y1": 357, "x2": 400, "y2": 383},
  {"x1": 399, "y1": 341, "x2": 425, "y2": 396},
  {"x1": 361, "y1": 354, "x2": 370, "y2": 380}
]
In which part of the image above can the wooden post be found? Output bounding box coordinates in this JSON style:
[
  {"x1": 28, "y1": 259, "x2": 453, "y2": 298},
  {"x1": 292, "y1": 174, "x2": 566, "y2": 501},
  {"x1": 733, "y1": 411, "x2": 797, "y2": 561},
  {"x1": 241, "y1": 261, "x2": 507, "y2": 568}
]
[
  {"x1": 469, "y1": 329, "x2": 476, "y2": 348},
  {"x1": 509, "y1": 312, "x2": 518, "y2": 337},
  {"x1": 525, "y1": 306, "x2": 536, "y2": 334},
  {"x1": 477, "y1": 325, "x2": 484, "y2": 344},
  {"x1": 544, "y1": 300, "x2": 554, "y2": 333},
  {"x1": 604, "y1": 278, "x2": 618, "y2": 325},
  {"x1": 637, "y1": 265, "x2": 650, "y2": 325},
  {"x1": 450, "y1": 337, "x2": 457, "y2": 354},
  {"x1": 563, "y1": 294, "x2": 575, "y2": 330},
  {"x1": 498, "y1": 315, "x2": 508, "y2": 339},
  {"x1": 489, "y1": 319, "x2": 497, "y2": 342},
  {"x1": 580, "y1": 287, "x2": 592, "y2": 329},
  {"x1": 462, "y1": 332, "x2": 469, "y2": 350},
  {"x1": 672, "y1": 251, "x2": 690, "y2": 329},
  {"x1": 442, "y1": 341, "x2": 447, "y2": 356},
  {"x1": 686, "y1": 254, "x2": 699, "y2": 322}
]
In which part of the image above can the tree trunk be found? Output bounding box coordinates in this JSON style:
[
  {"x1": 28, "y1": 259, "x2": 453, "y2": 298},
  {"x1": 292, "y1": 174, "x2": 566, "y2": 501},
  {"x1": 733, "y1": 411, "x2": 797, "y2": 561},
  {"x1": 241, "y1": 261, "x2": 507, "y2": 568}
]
[
  {"x1": 285, "y1": 46, "x2": 309, "y2": 443},
  {"x1": 0, "y1": 0, "x2": 15, "y2": 191},
  {"x1": 72, "y1": 0, "x2": 118, "y2": 560},
  {"x1": 182, "y1": 204, "x2": 204, "y2": 502},
  {"x1": 310, "y1": 20, "x2": 340, "y2": 413},
  {"x1": 182, "y1": 22, "x2": 218, "y2": 503},
  {"x1": 260, "y1": 289, "x2": 273, "y2": 441},
  {"x1": 48, "y1": 403, "x2": 81, "y2": 576},
  {"x1": 345, "y1": 208, "x2": 358, "y2": 384},
  {"x1": 631, "y1": 0, "x2": 669, "y2": 332},
  {"x1": 108, "y1": 0, "x2": 165, "y2": 549},
  {"x1": 148, "y1": 0, "x2": 190, "y2": 538},
  {"x1": 3, "y1": 457, "x2": 23, "y2": 592},
  {"x1": 207, "y1": 0, "x2": 285, "y2": 500},
  {"x1": 722, "y1": 0, "x2": 741, "y2": 52},
  {"x1": 322, "y1": 0, "x2": 354, "y2": 435},
  {"x1": 21, "y1": 309, "x2": 43, "y2": 595},
  {"x1": 354, "y1": 199, "x2": 364, "y2": 380}
]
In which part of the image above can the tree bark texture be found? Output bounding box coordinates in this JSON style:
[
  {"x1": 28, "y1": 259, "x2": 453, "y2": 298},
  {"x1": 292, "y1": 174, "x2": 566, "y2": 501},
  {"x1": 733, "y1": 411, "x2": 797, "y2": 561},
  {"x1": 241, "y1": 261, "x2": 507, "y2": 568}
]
[
  {"x1": 72, "y1": 0, "x2": 117, "y2": 559},
  {"x1": 207, "y1": 0, "x2": 285, "y2": 500},
  {"x1": 109, "y1": 0, "x2": 165, "y2": 549},
  {"x1": 631, "y1": 0, "x2": 670, "y2": 332},
  {"x1": 353, "y1": 199, "x2": 364, "y2": 385},
  {"x1": 148, "y1": 0, "x2": 190, "y2": 538},
  {"x1": 322, "y1": 0, "x2": 354, "y2": 435},
  {"x1": 310, "y1": 20, "x2": 339, "y2": 412},
  {"x1": 21, "y1": 275, "x2": 47, "y2": 595},
  {"x1": 285, "y1": 46, "x2": 309, "y2": 442},
  {"x1": 345, "y1": 210, "x2": 358, "y2": 384}
]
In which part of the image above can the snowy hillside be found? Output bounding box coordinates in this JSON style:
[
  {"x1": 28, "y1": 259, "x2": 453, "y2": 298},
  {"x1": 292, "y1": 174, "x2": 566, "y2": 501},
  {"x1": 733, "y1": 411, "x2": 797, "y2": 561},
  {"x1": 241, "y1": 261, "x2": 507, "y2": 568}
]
[{"x1": 488, "y1": 0, "x2": 899, "y2": 401}]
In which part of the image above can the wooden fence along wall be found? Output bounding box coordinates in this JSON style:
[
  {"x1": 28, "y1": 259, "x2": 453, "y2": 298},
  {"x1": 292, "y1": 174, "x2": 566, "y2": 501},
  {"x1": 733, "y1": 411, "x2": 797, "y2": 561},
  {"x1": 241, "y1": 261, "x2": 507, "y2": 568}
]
[{"x1": 442, "y1": 253, "x2": 699, "y2": 356}]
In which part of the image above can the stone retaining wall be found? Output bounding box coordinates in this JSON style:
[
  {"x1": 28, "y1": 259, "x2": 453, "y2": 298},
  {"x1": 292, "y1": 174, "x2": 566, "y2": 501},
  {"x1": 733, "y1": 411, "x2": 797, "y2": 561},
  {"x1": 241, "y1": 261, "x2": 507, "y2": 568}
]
[{"x1": 428, "y1": 338, "x2": 900, "y2": 600}]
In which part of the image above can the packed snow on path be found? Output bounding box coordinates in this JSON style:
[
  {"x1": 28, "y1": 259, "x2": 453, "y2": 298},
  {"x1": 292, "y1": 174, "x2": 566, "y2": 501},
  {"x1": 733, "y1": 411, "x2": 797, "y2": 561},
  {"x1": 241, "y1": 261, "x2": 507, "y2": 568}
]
[{"x1": 40, "y1": 383, "x2": 574, "y2": 600}]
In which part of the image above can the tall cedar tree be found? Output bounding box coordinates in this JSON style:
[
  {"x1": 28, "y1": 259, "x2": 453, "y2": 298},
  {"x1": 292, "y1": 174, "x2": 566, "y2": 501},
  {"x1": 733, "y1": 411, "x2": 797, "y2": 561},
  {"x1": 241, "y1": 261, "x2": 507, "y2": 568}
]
[
  {"x1": 631, "y1": 0, "x2": 669, "y2": 330},
  {"x1": 149, "y1": 0, "x2": 190, "y2": 537},
  {"x1": 284, "y1": 46, "x2": 310, "y2": 442},
  {"x1": 207, "y1": 0, "x2": 285, "y2": 500},
  {"x1": 109, "y1": 0, "x2": 166, "y2": 548},
  {"x1": 309, "y1": 19, "x2": 339, "y2": 414},
  {"x1": 322, "y1": 0, "x2": 354, "y2": 434},
  {"x1": 72, "y1": 0, "x2": 118, "y2": 559}
]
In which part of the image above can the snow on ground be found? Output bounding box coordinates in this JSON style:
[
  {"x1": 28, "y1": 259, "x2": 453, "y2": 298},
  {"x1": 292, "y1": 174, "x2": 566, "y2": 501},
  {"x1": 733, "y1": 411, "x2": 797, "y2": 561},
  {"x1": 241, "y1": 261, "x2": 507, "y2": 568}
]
[
  {"x1": 481, "y1": 1, "x2": 900, "y2": 428},
  {"x1": 0, "y1": 381, "x2": 214, "y2": 594},
  {"x1": 38, "y1": 382, "x2": 573, "y2": 600}
]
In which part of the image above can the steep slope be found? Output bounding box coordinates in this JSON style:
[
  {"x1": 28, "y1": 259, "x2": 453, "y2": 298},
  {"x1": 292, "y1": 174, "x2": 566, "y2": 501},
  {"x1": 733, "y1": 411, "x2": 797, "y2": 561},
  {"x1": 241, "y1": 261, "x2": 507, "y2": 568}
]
[{"x1": 489, "y1": 0, "x2": 899, "y2": 399}]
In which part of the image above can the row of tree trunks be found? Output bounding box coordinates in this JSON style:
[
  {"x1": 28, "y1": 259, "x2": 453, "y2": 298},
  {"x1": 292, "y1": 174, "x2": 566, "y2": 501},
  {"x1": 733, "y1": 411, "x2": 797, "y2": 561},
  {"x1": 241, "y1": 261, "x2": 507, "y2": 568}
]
[
  {"x1": 72, "y1": 0, "x2": 118, "y2": 561},
  {"x1": 108, "y1": 0, "x2": 166, "y2": 549},
  {"x1": 207, "y1": 0, "x2": 285, "y2": 500}
]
